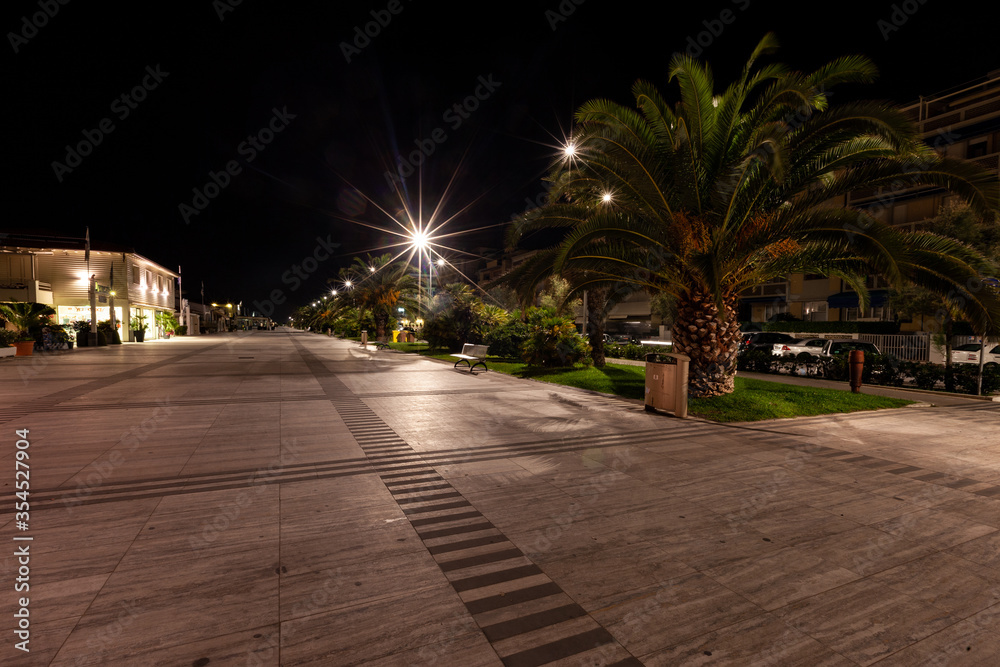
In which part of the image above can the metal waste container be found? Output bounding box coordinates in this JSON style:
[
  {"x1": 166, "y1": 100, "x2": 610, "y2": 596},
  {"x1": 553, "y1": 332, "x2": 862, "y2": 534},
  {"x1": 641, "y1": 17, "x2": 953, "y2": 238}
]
[
  {"x1": 361, "y1": 330, "x2": 368, "y2": 347},
  {"x1": 644, "y1": 353, "x2": 690, "y2": 418}
]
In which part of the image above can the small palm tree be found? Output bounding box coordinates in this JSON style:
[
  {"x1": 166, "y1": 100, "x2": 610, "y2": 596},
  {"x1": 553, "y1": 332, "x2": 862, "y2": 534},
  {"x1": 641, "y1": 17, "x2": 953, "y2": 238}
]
[
  {"x1": 0, "y1": 301, "x2": 55, "y2": 340},
  {"x1": 528, "y1": 34, "x2": 1000, "y2": 397},
  {"x1": 342, "y1": 254, "x2": 418, "y2": 341}
]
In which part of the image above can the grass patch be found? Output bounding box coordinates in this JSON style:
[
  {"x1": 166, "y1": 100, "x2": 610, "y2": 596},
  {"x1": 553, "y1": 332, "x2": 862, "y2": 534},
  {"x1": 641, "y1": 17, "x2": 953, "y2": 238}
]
[
  {"x1": 382, "y1": 347, "x2": 913, "y2": 422},
  {"x1": 687, "y1": 376, "x2": 914, "y2": 422}
]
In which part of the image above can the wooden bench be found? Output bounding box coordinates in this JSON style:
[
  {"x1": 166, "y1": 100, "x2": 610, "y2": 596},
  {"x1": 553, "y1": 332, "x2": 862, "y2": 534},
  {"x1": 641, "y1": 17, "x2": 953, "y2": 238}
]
[{"x1": 451, "y1": 343, "x2": 489, "y2": 372}]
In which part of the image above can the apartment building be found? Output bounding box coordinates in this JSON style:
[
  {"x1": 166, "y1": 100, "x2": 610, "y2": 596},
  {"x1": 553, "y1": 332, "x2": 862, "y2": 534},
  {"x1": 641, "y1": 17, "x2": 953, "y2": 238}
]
[{"x1": 748, "y1": 71, "x2": 1000, "y2": 328}]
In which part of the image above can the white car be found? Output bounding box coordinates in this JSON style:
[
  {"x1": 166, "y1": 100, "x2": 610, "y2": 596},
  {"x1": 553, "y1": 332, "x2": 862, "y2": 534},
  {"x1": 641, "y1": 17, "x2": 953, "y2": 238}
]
[
  {"x1": 950, "y1": 343, "x2": 1000, "y2": 367},
  {"x1": 771, "y1": 338, "x2": 829, "y2": 357},
  {"x1": 772, "y1": 338, "x2": 882, "y2": 358}
]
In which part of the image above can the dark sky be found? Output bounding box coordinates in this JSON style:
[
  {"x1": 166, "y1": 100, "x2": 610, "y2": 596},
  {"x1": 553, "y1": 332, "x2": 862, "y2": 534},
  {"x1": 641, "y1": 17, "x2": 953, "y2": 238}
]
[{"x1": 4, "y1": 1, "x2": 998, "y2": 319}]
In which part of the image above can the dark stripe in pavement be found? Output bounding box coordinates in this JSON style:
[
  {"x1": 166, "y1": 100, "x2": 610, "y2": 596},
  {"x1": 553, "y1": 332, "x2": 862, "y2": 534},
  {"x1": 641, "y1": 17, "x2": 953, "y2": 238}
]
[
  {"x1": 426, "y1": 534, "x2": 508, "y2": 555},
  {"x1": 438, "y1": 548, "x2": 525, "y2": 573},
  {"x1": 500, "y1": 627, "x2": 617, "y2": 667},
  {"x1": 418, "y1": 522, "x2": 495, "y2": 540},
  {"x1": 450, "y1": 564, "x2": 544, "y2": 592},
  {"x1": 290, "y1": 338, "x2": 645, "y2": 666},
  {"x1": 464, "y1": 583, "x2": 564, "y2": 614},
  {"x1": 481, "y1": 603, "x2": 587, "y2": 642}
]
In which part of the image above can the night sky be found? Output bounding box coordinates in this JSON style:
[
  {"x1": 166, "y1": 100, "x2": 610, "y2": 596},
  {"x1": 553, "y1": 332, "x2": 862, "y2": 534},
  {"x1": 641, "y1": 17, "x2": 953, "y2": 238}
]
[{"x1": 5, "y1": 0, "x2": 997, "y2": 319}]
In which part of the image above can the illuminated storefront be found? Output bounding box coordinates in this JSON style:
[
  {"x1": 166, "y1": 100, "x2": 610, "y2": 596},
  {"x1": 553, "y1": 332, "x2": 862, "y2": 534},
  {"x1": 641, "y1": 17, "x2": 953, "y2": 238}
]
[{"x1": 57, "y1": 305, "x2": 123, "y2": 326}]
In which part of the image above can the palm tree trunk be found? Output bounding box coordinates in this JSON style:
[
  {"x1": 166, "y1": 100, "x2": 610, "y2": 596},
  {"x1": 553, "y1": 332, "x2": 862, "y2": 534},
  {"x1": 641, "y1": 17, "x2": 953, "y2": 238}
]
[
  {"x1": 587, "y1": 288, "x2": 608, "y2": 367},
  {"x1": 943, "y1": 319, "x2": 954, "y2": 392},
  {"x1": 671, "y1": 289, "x2": 741, "y2": 398}
]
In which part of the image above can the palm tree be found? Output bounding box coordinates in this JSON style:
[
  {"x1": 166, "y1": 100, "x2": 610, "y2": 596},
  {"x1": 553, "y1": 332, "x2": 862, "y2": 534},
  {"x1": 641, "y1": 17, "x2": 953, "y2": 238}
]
[
  {"x1": 0, "y1": 301, "x2": 55, "y2": 339},
  {"x1": 528, "y1": 34, "x2": 1000, "y2": 397},
  {"x1": 492, "y1": 245, "x2": 640, "y2": 367},
  {"x1": 342, "y1": 254, "x2": 418, "y2": 341}
]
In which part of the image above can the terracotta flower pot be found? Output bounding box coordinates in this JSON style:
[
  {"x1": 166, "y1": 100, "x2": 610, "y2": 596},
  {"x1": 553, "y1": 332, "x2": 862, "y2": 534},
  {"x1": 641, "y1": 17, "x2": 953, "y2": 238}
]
[{"x1": 13, "y1": 341, "x2": 34, "y2": 356}]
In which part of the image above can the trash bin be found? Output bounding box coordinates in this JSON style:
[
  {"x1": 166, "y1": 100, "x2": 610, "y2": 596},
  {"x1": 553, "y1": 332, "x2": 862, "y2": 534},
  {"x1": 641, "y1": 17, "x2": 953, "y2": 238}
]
[
  {"x1": 392, "y1": 330, "x2": 399, "y2": 343},
  {"x1": 644, "y1": 352, "x2": 690, "y2": 418},
  {"x1": 361, "y1": 330, "x2": 368, "y2": 347}
]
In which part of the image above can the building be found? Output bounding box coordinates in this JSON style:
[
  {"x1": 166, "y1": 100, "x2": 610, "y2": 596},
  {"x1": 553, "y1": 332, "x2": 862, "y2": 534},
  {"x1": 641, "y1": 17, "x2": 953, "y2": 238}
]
[
  {"x1": 0, "y1": 231, "x2": 179, "y2": 342},
  {"x1": 746, "y1": 71, "x2": 1000, "y2": 327}
]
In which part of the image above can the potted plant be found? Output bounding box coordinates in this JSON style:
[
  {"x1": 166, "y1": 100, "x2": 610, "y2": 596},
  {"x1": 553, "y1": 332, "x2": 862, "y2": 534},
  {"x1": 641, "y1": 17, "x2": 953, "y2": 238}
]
[
  {"x1": 0, "y1": 301, "x2": 55, "y2": 356},
  {"x1": 0, "y1": 329, "x2": 19, "y2": 358},
  {"x1": 130, "y1": 316, "x2": 148, "y2": 343},
  {"x1": 155, "y1": 311, "x2": 180, "y2": 339}
]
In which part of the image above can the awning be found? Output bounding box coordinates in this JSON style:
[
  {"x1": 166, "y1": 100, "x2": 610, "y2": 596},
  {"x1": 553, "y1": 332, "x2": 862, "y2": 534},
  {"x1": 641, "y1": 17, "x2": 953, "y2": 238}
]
[{"x1": 827, "y1": 289, "x2": 888, "y2": 309}]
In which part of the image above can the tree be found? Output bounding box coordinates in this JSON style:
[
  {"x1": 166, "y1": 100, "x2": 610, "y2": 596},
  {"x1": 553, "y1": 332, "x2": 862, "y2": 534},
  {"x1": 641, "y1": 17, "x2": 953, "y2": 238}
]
[
  {"x1": 341, "y1": 254, "x2": 418, "y2": 341},
  {"x1": 890, "y1": 202, "x2": 1000, "y2": 390},
  {"x1": 524, "y1": 34, "x2": 1000, "y2": 397},
  {"x1": 0, "y1": 301, "x2": 55, "y2": 340}
]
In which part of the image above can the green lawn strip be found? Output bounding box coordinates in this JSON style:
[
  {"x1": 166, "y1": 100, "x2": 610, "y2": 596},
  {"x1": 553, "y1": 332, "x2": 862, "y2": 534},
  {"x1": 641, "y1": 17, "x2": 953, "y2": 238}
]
[
  {"x1": 688, "y1": 377, "x2": 914, "y2": 422},
  {"x1": 384, "y1": 348, "x2": 913, "y2": 422}
]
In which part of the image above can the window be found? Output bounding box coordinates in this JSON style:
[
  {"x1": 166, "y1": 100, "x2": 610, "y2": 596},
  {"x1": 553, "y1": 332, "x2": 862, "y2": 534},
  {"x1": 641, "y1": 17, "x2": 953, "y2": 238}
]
[
  {"x1": 761, "y1": 303, "x2": 788, "y2": 321},
  {"x1": 845, "y1": 306, "x2": 894, "y2": 321},
  {"x1": 803, "y1": 301, "x2": 828, "y2": 322},
  {"x1": 967, "y1": 141, "x2": 988, "y2": 159}
]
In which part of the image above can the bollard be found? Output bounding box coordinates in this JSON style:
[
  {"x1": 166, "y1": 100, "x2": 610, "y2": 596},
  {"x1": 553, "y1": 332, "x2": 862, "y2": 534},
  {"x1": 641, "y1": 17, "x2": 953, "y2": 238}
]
[{"x1": 849, "y1": 350, "x2": 864, "y2": 393}]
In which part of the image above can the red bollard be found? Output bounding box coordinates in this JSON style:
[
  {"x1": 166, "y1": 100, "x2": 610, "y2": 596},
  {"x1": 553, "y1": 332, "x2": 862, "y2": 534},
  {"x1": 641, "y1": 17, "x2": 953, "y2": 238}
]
[{"x1": 849, "y1": 350, "x2": 864, "y2": 393}]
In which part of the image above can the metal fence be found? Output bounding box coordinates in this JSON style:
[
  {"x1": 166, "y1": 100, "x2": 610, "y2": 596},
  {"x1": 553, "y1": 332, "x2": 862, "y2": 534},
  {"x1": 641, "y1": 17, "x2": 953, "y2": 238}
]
[{"x1": 859, "y1": 333, "x2": 931, "y2": 361}]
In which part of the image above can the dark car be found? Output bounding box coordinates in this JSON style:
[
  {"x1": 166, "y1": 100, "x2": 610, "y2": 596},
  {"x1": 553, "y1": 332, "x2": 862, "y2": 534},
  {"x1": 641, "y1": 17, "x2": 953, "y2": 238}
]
[
  {"x1": 610, "y1": 334, "x2": 640, "y2": 344},
  {"x1": 740, "y1": 331, "x2": 796, "y2": 352}
]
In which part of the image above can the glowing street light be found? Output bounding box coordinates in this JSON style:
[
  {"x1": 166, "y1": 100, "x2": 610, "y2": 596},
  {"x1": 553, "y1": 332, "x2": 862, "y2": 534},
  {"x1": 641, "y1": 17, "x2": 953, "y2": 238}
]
[
  {"x1": 601, "y1": 191, "x2": 613, "y2": 203},
  {"x1": 563, "y1": 142, "x2": 576, "y2": 158}
]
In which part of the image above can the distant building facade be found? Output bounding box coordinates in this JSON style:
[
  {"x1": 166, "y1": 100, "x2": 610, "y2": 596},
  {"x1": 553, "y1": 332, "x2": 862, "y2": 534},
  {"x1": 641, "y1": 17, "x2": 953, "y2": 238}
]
[{"x1": 0, "y1": 232, "x2": 178, "y2": 342}]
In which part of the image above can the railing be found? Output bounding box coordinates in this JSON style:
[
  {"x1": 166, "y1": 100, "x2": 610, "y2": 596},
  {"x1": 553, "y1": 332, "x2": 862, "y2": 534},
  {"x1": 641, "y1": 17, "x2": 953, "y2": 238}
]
[{"x1": 859, "y1": 333, "x2": 930, "y2": 362}]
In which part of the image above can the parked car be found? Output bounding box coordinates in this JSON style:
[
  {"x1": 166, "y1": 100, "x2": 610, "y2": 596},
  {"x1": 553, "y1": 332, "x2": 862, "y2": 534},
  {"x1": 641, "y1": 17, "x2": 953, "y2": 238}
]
[
  {"x1": 772, "y1": 338, "x2": 882, "y2": 358},
  {"x1": 770, "y1": 337, "x2": 829, "y2": 357},
  {"x1": 740, "y1": 332, "x2": 796, "y2": 352},
  {"x1": 950, "y1": 343, "x2": 1000, "y2": 367},
  {"x1": 610, "y1": 334, "x2": 640, "y2": 344}
]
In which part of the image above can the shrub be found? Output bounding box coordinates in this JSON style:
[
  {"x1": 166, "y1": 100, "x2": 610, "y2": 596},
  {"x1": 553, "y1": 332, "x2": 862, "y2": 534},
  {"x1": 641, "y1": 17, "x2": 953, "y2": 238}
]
[
  {"x1": 737, "y1": 349, "x2": 775, "y2": 373},
  {"x1": 741, "y1": 321, "x2": 900, "y2": 335},
  {"x1": 605, "y1": 342, "x2": 672, "y2": 361},
  {"x1": 911, "y1": 363, "x2": 943, "y2": 390},
  {"x1": 952, "y1": 364, "x2": 1000, "y2": 395},
  {"x1": 522, "y1": 316, "x2": 591, "y2": 367},
  {"x1": 175, "y1": 325, "x2": 187, "y2": 336},
  {"x1": 484, "y1": 316, "x2": 529, "y2": 358},
  {"x1": 0, "y1": 329, "x2": 20, "y2": 346}
]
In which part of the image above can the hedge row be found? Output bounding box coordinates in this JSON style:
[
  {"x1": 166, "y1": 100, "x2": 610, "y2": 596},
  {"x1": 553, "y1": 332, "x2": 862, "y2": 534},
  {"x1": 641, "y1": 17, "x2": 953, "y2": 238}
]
[
  {"x1": 740, "y1": 321, "x2": 900, "y2": 334},
  {"x1": 737, "y1": 350, "x2": 1000, "y2": 395}
]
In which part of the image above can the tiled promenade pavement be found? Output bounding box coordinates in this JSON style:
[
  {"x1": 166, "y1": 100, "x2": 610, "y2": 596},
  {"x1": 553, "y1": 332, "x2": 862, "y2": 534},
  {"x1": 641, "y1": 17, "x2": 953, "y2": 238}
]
[{"x1": 1, "y1": 330, "x2": 999, "y2": 666}]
